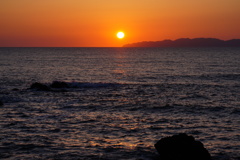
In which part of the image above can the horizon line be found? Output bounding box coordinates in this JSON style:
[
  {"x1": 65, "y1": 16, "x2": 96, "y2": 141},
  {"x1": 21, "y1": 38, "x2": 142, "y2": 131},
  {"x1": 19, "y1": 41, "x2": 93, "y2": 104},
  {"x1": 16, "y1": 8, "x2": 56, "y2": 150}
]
[{"x1": 1, "y1": 37, "x2": 240, "y2": 48}]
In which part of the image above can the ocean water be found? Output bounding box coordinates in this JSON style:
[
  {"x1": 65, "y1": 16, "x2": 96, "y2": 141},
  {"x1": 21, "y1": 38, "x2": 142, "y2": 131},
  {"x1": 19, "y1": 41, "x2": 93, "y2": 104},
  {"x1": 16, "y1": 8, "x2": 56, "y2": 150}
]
[{"x1": 0, "y1": 47, "x2": 239, "y2": 160}]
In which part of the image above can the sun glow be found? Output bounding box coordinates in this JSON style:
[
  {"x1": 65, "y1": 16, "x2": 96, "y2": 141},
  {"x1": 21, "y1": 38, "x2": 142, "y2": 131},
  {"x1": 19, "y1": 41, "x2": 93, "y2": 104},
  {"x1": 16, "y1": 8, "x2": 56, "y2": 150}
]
[{"x1": 117, "y1": 32, "x2": 125, "y2": 39}]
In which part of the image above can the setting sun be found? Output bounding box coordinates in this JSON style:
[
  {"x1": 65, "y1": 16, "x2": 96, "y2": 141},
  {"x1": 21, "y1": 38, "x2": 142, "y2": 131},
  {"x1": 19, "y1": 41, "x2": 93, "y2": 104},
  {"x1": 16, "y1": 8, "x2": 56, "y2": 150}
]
[
  {"x1": 1, "y1": 1, "x2": 240, "y2": 47},
  {"x1": 117, "y1": 32, "x2": 125, "y2": 39}
]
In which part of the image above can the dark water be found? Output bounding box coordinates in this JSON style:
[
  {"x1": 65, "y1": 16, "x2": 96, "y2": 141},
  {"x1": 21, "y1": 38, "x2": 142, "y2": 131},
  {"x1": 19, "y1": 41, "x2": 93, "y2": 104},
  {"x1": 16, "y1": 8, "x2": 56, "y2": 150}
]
[{"x1": 0, "y1": 47, "x2": 239, "y2": 160}]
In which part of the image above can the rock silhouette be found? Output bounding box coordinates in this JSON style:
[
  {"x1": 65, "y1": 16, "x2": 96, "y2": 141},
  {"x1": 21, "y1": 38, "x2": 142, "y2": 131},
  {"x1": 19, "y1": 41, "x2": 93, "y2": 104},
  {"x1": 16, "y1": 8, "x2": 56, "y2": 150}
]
[
  {"x1": 30, "y1": 81, "x2": 69, "y2": 91},
  {"x1": 154, "y1": 133, "x2": 211, "y2": 160},
  {"x1": 50, "y1": 81, "x2": 69, "y2": 88},
  {"x1": 30, "y1": 82, "x2": 51, "y2": 91}
]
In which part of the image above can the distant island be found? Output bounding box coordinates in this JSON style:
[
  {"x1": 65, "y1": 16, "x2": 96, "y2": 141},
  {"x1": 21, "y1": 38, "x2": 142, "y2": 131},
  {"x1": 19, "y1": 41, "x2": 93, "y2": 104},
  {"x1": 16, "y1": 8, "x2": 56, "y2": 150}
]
[{"x1": 123, "y1": 38, "x2": 240, "y2": 47}]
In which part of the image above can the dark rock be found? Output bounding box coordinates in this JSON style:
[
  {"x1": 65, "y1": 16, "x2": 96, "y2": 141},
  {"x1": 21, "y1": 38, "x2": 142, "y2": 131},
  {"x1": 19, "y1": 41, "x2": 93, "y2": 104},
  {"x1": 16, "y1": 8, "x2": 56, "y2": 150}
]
[
  {"x1": 154, "y1": 133, "x2": 211, "y2": 160},
  {"x1": 0, "y1": 101, "x2": 3, "y2": 106},
  {"x1": 30, "y1": 82, "x2": 50, "y2": 91},
  {"x1": 50, "y1": 81, "x2": 69, "y2": 88}
]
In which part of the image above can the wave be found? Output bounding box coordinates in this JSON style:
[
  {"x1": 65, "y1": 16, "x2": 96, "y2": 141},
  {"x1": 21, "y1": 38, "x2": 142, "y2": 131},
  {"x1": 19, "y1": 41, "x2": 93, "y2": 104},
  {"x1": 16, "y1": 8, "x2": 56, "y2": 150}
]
[
  {"x1": 29, "y1": 81, "x2": 121, "y2": 91},
  {"x1": 199, "y1": 74, "x2": 240, "y2": 81}
]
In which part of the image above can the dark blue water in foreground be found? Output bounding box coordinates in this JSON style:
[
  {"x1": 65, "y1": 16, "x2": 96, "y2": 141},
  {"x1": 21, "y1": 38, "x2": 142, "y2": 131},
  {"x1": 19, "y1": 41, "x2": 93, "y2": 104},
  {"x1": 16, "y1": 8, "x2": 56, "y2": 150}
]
[{"x1": 0, "y1": 47, "x2": 239, "y2": 160}]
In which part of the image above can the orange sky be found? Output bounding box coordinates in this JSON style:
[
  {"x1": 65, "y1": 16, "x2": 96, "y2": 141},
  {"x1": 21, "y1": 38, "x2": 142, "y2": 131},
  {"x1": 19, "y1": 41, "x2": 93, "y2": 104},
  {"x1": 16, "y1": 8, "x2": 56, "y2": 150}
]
[{"x1": 1, "y1": 0, "x2": 240, "y2": 47}]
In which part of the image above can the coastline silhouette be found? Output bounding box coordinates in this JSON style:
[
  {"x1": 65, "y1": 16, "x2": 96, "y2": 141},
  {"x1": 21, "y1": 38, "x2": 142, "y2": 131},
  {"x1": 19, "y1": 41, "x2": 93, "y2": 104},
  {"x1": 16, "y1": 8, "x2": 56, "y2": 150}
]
[{"x1": 123, "y1": 38, "x2": 240, "y2": 47}]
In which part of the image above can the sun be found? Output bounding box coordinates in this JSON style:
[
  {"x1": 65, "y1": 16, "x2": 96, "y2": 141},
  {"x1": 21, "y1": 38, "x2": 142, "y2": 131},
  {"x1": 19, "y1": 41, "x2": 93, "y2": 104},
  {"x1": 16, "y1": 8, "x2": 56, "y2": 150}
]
[{"x1": 117, "y1": 32, "x2": 125, "y2": 39}]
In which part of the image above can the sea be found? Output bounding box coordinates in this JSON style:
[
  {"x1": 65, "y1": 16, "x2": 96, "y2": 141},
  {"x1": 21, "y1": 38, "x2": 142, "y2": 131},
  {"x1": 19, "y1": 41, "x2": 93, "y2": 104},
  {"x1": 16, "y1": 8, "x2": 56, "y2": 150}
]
[{"x1": 0, "y1": 47, "x2": 239, "y2": 160}]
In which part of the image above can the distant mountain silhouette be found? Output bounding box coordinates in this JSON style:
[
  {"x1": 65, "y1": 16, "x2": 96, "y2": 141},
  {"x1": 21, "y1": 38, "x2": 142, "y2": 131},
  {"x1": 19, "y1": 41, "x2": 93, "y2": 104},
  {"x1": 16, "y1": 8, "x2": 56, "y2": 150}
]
[{"x1": 123, "y1": 38, "x2": 240, "y2": 47}]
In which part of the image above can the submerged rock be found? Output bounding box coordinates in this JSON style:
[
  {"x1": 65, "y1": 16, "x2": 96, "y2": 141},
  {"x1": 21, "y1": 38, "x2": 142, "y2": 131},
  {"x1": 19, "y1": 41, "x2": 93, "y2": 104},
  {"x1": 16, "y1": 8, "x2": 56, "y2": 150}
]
[
  {"x1": 30, "y1": 82, "x2": 50, "y2": 91},
  {"x1": 50, "y1": 81, "x2": 69, "y2": 88},
  {"x1": 0, "y1": 101, "x2": 3, "y2": 106},
  {"x1": 154, "y1": 133, "x2": 211, "y2": 160},
  {"x1": 12, "y1": 88, "x2": 19, "y2": 91}
]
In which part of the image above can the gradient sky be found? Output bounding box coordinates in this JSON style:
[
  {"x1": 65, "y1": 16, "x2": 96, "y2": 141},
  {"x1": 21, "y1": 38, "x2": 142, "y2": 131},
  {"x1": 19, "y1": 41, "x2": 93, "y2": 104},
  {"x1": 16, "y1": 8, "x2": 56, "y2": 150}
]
[{"x1": 1, "y1": 0, "x2": 240, "y2": 47}]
